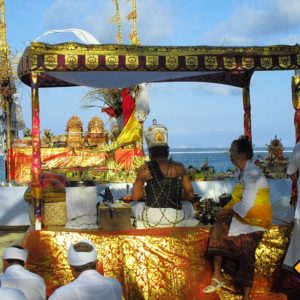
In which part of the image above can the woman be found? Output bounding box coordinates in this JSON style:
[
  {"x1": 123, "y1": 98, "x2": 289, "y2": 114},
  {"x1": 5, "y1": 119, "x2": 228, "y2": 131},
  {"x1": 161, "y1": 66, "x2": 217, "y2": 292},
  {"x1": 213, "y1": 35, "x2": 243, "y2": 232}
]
[{"x1": 203, "y1": 137, "x2": 272, "y2": 300}]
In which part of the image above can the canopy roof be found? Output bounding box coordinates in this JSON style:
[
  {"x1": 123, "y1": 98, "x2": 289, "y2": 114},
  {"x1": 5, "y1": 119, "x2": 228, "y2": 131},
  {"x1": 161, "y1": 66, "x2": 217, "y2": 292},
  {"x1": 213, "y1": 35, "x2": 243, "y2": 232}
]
[{"x1": 17, "y1": 42, "x2": 300, "y2": 89}]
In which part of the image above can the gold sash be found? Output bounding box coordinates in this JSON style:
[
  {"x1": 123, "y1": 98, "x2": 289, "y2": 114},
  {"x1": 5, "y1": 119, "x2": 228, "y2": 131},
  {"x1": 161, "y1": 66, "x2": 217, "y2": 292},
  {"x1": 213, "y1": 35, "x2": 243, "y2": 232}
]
[{"x1": 224, "y1": 184, "x2": 272, "y2": 229}]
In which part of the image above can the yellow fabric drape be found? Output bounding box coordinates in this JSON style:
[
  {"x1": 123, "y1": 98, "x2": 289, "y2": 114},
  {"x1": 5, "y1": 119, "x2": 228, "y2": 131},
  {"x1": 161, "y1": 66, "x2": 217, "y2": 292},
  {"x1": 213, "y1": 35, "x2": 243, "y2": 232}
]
[
  {"x1": 224, "y1": 184, "x2": 272, "y2": 229},
  {"x1": 112, "y1": 111, "x2": 141, "y2": 149}
]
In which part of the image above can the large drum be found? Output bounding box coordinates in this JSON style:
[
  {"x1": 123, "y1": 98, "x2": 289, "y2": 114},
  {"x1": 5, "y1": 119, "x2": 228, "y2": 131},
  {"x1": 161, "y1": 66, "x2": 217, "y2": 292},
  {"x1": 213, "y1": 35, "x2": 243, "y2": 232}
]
[{"x1": 65, "y1": 180, "x2": 98, "y2": 229}]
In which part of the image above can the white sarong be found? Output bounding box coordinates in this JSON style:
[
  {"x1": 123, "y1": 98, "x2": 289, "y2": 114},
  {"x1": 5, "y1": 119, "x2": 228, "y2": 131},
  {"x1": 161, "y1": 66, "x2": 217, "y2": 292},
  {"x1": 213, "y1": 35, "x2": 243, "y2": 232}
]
[{"x1": 131, "y1": 201, "x2": 199, "y2": 228}]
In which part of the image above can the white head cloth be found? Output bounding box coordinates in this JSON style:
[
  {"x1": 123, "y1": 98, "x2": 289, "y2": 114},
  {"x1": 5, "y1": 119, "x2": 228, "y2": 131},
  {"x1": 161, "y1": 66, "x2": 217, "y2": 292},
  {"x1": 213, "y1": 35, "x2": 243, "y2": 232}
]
[
  {"x1": 67, "y1": 239, "x2": 97, "y2": 266},
  {"x1": 3, "y1": 247, "x2": 28, "y2": 262}
]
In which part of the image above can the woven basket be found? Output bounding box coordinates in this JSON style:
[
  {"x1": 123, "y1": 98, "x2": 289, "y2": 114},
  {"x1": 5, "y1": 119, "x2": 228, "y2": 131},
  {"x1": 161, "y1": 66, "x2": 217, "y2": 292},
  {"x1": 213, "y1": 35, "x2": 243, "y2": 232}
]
[
  {"x1": 28, "y1": 202, "x2": 67, "y2": 226},
  {"x1": 25, "y1": 188, "x2": 67, "y2": 226}
]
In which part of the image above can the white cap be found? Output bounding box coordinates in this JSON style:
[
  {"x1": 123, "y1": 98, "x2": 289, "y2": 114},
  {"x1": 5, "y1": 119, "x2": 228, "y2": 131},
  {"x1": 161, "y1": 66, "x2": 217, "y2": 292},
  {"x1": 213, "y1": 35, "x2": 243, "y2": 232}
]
[
  {"x1": 67, "y1": 239, "x2": 97, "y2": 266},
  {"x1": 3, "y1": 247, "x2": 28, "y2": 263}
]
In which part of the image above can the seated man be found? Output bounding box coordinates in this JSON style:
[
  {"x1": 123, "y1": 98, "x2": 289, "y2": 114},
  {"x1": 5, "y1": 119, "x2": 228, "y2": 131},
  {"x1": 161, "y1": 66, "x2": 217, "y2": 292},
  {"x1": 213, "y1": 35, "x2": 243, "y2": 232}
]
[
  {"x1": 131, "y1": 120, "x2": 199, "y2": 228},
  {"x1": 0, "y1": 287, "x2": 27, "y2": 300},
  {"x1": 49, "y1": 239, "x2": 123, "y2": 300},
  {"x1": 0, "y1": 245, "x2": 46, "y2": 300}
]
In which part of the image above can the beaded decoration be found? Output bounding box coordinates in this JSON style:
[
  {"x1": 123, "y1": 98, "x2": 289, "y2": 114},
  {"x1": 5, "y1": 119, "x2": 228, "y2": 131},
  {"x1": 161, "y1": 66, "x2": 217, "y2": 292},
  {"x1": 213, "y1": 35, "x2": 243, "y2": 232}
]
[{"x1": 141, "y1": 160, "x2": 185, "y2": 228}]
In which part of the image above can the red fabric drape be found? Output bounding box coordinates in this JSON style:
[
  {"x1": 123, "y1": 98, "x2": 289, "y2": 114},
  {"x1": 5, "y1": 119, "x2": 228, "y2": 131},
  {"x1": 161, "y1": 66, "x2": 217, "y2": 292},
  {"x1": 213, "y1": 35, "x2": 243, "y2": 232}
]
[
  {"x1": 121, "y1": 88, "x2": 135, "y2": 126},
  {"x1": 101, "y1": 106, "x2": 118, "y2": 118}
]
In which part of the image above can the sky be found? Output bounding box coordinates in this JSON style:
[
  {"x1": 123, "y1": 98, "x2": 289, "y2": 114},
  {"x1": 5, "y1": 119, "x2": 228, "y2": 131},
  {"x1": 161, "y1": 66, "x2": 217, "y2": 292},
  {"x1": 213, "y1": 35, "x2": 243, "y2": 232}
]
[{"x1": 4, "y1": 0, "x2": 300, "y2": 148}]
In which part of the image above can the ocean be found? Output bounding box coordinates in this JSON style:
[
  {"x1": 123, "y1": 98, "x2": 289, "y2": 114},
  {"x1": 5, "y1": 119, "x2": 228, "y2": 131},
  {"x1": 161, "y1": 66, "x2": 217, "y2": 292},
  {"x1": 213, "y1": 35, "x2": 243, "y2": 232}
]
[{"x1": 0, "y1": 147, "x2": 293, "y2": 181}]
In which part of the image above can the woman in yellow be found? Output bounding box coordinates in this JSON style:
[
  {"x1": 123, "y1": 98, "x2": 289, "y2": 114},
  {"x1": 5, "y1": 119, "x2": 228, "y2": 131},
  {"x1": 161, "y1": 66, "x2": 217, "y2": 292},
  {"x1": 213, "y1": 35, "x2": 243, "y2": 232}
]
[{"x1": 203, "y1": 137, "x2": 272, "y2": 300}]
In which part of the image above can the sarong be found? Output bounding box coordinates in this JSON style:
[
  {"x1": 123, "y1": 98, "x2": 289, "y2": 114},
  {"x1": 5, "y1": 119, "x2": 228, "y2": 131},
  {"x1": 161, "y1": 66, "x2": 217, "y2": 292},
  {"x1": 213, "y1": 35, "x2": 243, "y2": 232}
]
[
  {"x1": 130, "y1": 201, "x2": 199, "y2": 228},
  {"x1": 207, "y1": 215, "x2": 263, "y2": 288}
]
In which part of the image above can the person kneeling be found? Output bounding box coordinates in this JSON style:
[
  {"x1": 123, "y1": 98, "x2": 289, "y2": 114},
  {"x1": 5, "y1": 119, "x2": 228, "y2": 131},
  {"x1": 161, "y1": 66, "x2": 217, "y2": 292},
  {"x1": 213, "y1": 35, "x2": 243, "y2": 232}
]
[
  {"x1": 49, "y1": 239, "x2": 123, "y2": 300},
  {"x1": 131, "y1": 120, "x2": 199, "y2": 228}
]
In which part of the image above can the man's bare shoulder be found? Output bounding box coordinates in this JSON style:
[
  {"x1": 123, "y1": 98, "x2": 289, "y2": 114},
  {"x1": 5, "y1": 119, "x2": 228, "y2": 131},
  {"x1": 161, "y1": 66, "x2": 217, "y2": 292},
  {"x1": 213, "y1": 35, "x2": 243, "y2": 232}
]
[
  {"x1": 136, "y1": 163, "x2": 149, "y2": 179},
  {"x1": 171, "y1": 160, "x2": 185, "y2": 169}
]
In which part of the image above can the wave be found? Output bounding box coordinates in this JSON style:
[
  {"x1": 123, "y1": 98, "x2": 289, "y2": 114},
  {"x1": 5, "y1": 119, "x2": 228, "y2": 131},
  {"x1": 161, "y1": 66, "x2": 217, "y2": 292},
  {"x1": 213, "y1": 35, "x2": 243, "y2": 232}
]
[
  {"x1": 169, "y1": 150, "x2": 292, "y2": 154},
  {"x1": 170, "y1": 151, "x2": 228, "y2": 154}
]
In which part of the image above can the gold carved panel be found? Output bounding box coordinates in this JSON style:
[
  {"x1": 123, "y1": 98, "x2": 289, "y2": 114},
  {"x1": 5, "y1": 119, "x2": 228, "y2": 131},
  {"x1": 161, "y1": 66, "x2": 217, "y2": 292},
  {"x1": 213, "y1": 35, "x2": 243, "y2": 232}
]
[
  {"x1": 242, "y1": 57, "x2": 254, "y2": 69},
  {"x1": 185, "y1": 56, "x2": 198, "y2": 70},
  {"x1": 85, "y1": 55, "x2": 98, "y2": 70},
  {"x1": 126, "y1": 55, "x2": 139, "y2": 70},
  {"x1": 260, "y1": 57, "x2": 273, "y2": 69},
  {"x1": 30, "y1": 55, "x2": 38, "y2": 69},
  {"x1": 297, "y1": 54, "x2": 300, "y2": 66},
  {"x1": 279, "y1": 56, "x2": 291, "y2": 68},
  {"x1": 204, "y1": 56, "x2": 218, "y2": 70},
  {"x1": 145, "y1": 56, "x2": 159, "y2": 70},
  {"x1": 105, "y1": 55, "x2": 119, "y2": 70},
  {"x1": 165, "y1": 56, "x2": 178, "y2": 70},
  {"x1": 65, "y1": 55, "x2": 78, "y2": 70},
  {"x1": 44, "y1": 55, "x2": 58, "y2": 70},
  {"x1": 223, "y1": 57, "x2": 236, "y2": 70}
]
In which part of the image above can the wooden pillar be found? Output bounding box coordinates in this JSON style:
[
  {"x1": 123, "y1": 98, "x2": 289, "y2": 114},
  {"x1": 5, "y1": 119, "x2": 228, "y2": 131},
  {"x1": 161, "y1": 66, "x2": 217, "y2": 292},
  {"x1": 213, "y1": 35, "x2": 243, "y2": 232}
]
[
  {"x1": 290, "y1": 74, "x2": 300, "y2": 207},
  {"x1": 243, "y1": 85, "x2": 252, "y2": 141},
  {"x1": 292, "y1": 75, "x2": 300, "y2": 142},
  {"x1": 30, "y1": 73, "x2": 42, "y2": 230},
  {"x1": 4, "y1": 94, "x2": 12, "y2": 181}
]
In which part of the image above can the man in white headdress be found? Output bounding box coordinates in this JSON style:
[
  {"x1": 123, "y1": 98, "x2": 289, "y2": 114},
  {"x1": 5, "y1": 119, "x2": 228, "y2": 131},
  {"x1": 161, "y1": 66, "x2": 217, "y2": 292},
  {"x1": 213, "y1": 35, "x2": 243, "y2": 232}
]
[
  {"x1": 131, "y1": 120, "x2": 199, "y2": 228},
  {"x1": 283, "y1": 142, "x2": 300, "y2": 271},
  {"x1": 0, "y1": 245, "x2": 46, "y2": 300},
  {"x1": 49, "y1": 239, "x2": 122, "y2": 300},
  {"x1": 0, "y1": 287, "x2": 27, "y2": 300}
]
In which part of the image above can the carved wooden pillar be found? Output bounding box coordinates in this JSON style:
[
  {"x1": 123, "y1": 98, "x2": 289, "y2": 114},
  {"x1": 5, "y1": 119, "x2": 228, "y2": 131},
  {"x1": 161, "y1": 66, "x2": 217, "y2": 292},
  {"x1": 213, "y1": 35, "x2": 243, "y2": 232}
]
[
  {"x1": 243, "y1": 85, "x2": 252, "y2": 141},
  {"x1": 31, "y1": 73, "x2": 42, "y2": 230},
  {"x1": 4, "y1": 94, "x2": 12, "y2": 180},
  {"x1": 290, "y1": 74, "x2": 300, "y2": 208},
  {"x1": 292, "y1": 75, "x2": 300, "y2": 142}
]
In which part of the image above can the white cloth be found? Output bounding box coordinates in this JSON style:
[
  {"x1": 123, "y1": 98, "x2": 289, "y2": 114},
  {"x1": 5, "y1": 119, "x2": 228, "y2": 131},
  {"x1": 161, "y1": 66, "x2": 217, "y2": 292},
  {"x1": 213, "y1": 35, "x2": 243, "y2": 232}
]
[
  {"x1": 283, "y1": 219, "x2": 300, "y2": 270},
  {"x1": 3, "y1": 248, "x2": 28, "y2": 262},
  {"x1": 283, "y1": 143, "x2": 300, "y2": 270},
  {"x1": 0, "y1": 265, "x2": 46, "y2": 300},
  {"x1": 67, "y1": 239, "x2": 97, "y2": 266},
  {"x1": 45, "y1": 70, "x2": 220, "y2": 89},
  {"x1": 48, "y1": 269, "x2": 122, "y2": 300},
  {"x1": 131, "y1": 201, "x2": 199, "y2": 228},
  {"x1": 34, "y1": 29, "x2": 100, "y2": 44},
  {"x1": 228, "y1": 160, "x2": 269, "y2": 236},
  {"x1": 0, "y1": 287, "x2": 27, "y2": 300},
  {"x1": 65, "y1": 186, "x2": 97, "y2": 229},
  {"x1": 286, "y1": 142, "x2": 300, "y2": 220}
]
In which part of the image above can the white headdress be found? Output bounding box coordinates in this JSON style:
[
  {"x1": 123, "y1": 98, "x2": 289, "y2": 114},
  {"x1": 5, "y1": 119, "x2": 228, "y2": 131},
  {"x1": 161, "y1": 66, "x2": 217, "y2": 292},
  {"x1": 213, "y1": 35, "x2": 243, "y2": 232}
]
[
  {"x1": 144, "y1": 119, "x2": 168, "y2": 149},
  {"x1": 3, "y1": 247, "x2": 28, "y2": 262},
  {"x1": 67, "y1": 239, "x2": 97, "y2": 266}
]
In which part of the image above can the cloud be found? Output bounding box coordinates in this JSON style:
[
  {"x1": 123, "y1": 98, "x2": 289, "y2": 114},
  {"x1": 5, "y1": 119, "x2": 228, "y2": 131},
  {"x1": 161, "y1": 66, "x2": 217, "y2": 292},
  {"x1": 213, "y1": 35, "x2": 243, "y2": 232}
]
[
  {"x1": 149, "y1": 82, "x2": 241, "y2": 97},
  {"x1": 205, "y1": 0, "x2": 300, "y2": 45},
  {"x1": 42, "y1": 0, "x2": 173, "y2": 45},
  {"x1": 196, "y1": 83, "x2": 241, "y2": 97},
  {"x1": 136, "y1": 0, "x2": 174, "y2": 44}
]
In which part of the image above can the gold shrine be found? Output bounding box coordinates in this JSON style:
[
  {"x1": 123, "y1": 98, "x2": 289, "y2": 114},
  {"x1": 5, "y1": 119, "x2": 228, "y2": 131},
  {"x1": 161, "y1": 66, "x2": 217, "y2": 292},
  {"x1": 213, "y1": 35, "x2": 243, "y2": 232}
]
[
  {"x1": 66, "y1": 115, "x2": 84, "y2": 148},
  {"x1": 87, "y1": 116, "x2": 109, "y2": 146}
]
